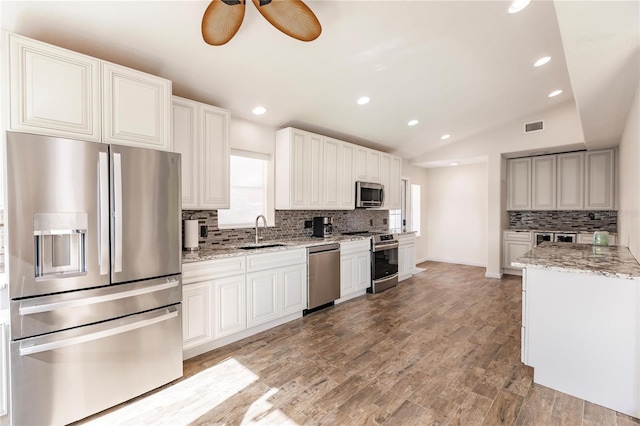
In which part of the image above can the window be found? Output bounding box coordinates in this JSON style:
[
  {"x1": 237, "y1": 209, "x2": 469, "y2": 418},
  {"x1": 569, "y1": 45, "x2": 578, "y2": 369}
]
[
  {"x1": 218, "y1": 150, "x2": 271, "y2": 228},
  {"x1": 411, "y1": 184, "x2": 421, "y2": 236}
]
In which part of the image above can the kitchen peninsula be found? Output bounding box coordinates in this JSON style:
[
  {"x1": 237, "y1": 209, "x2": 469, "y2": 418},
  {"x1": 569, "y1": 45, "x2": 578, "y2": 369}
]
[{"x1": 513, "y1": 243, "x2": 640, "y2": 418}]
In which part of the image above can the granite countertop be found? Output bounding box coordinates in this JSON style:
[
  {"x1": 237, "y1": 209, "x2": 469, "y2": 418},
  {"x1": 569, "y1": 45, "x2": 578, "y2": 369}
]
[
  {"x1": 506, "y1": 228, "x2": 617, "y2": 236},
  {"x1": 512, "y1": 242, "x2": 640, "y2": 280},
  {"x1": 182, "y1": 235, "x2": 371, "y2": 263}
]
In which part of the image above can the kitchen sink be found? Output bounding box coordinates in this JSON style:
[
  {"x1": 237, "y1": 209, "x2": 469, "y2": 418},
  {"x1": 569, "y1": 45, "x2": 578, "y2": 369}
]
[{"x1": 237, "y1": 243, "x2": 287, "y2": 250}]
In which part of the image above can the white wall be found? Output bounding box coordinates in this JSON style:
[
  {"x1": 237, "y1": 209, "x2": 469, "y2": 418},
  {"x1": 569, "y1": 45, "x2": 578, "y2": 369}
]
[
  {"x1": 401, "y1": 160, "x2": 429, "y2": 263},
  {"x1": 424, "y1": 163, "x2": 488, "y2": 266},
  {"x1": 617, "y1": 79, "x2": 640, "y2": 258}
]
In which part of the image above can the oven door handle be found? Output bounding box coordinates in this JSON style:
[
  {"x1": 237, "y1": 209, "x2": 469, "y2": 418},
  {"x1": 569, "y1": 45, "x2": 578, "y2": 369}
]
[{"x1": 373, "y1": 242, "x2": 399, "y2": 252}]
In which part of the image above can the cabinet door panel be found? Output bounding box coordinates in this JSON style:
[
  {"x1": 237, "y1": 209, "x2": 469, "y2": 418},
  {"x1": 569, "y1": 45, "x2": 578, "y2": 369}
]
[
  {"x1": 291, "y1": 130, "x2": 307, "y2": 208},
  {"x1": 532, "y1": 156, "x2": 556, "y2": 210},
  {"x1": 503, "y1": 241, "x2": 532, "y2": 269},
  {"x1": 9, "y1": 34, "x2": 101, "y2": 141},
  {"x1": 557, "y1": 153, "x2": 584, "y2": 210},
  {"x1": 356, "y1": 251, "x2": 371, "y2": 290},
  {"x1": 308, "y1": 134, "x2": 324, "y2": 208},
  {"x1": 340, "y1": 254, "x2": 356, "y2": 296},
  {"x1": 355, "y1": 147, "x2": 369, "y2": 181},
  {"x1": 280, "y1": 264, "x2": 306, "y2": 315},
  {"x1": 172, "y1": 98, "x2": 199, "y2": 208},
  {"x1": 103, "y1": 62, "x2": 171, "y2": 150},
  {"x1": 368, "y1": 150, "x2": 381, "y2": 183},
  {"x1": 324, "y1": 138, "x2": 341, "y2": 209},
  {"x1": 213, "y1": 275, "x2": 246, "y2": 338},
  {"x1": 389, "y1": 156, "x2": 402, "y2": 209},
  {"x1": 340, "y1": 143, "x2": 356, "y2": 209},
  {"x1": 507, "y1": 158, "x2": 531, "y2": 210},
  {"x1": 182, "y1": 282, "x2": 213, "y2": 349},
  {"x1": 379, "y1": 154, "x2": 391, "y2": 210},
  {"x1": 200, "y1": 105, "x2": 230, "y2": 209},
  {"x1": 247, "y1": 270, "x2": 278, "y2": 327},
  {"x1": 585, "y1": 150, "x2": 614, "y2": 210}
]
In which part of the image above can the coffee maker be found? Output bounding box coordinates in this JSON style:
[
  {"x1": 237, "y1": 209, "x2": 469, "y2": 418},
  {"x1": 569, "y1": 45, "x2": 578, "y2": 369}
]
[{"x1": 312, "y1": 216, "x2": 333, "y2": 238}]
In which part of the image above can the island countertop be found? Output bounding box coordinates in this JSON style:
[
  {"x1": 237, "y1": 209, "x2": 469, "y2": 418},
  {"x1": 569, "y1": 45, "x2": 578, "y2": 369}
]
[{"x1": 512, "y1": 242, "x2": 640, "y2": 280}]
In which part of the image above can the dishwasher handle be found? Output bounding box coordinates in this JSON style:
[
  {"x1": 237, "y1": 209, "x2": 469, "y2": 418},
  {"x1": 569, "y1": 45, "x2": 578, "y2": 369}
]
[{"x1": 308, "y1": 243, "x2": 340, "y2": 254}]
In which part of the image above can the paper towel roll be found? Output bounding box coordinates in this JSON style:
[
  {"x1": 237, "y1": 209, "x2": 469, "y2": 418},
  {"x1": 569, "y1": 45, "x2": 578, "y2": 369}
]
[{"x1": 184, "y1": 219, "x2": 199, "y2": 251}]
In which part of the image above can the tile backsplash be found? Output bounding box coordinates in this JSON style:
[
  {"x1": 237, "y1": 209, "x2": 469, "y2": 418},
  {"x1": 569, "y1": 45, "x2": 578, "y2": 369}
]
[
  {"x1": 509, "y1": 210, "x2": 617, "y2": 233},
  {"x1": 182, "y1": 209, "x2": 389, "y2": 248}
]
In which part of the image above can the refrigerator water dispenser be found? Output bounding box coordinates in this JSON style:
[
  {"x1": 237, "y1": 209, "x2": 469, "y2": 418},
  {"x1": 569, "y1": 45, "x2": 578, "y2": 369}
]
[{"x1": 33, "y1": 212, "x2": 88, "y2": 279}]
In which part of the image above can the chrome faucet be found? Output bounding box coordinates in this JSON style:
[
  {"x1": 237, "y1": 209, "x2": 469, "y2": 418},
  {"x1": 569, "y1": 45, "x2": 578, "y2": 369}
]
[{"x1": 255, "y1": 215, "x2": 267, "y2": 244}]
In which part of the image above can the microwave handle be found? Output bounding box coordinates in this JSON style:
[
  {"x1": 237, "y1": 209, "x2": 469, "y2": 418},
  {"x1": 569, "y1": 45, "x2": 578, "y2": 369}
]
[{"x1": 380, "y1": 187, "x2": 385, "y2": 205}]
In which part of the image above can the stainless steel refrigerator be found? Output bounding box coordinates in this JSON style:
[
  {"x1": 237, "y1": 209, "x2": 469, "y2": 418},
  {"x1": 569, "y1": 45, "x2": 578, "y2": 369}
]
[{"x1": 5, "y1": 132, "x2": 183, "y2": 425}]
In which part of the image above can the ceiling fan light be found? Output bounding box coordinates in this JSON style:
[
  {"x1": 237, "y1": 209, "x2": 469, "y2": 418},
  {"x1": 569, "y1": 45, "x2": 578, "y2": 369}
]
[
  {"x1": 508, "y1": 0, "x2": 531, "y2": 14},
  {"x1": 548, "y1": 89, "x2": 563, "y2": 98},
  {"x1": 534, "y1": 56, "x2": 551, "y2": 67}
]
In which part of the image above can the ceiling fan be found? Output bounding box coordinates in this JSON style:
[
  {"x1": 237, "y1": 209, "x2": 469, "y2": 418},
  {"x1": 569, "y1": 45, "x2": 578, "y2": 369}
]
[{"x1": 202, "y1": 0, "x2": 322, "y2": 46}]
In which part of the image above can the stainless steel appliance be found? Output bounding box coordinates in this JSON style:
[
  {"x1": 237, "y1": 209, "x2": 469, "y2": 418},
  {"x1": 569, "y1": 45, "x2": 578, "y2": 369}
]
[
  {"x1": 312, "y1": 216, "x2": 334, "y2": 238},
  {"x1": 554, "y1": 233, "x2": 577, "y2": 243},
  {"x1": 534, "y1": 232, "x2": 553, "y2": 246},
  {"x1": 306, "y1": 243, "x2": 340, "y2": 312},
  {"x1": 370, "y1": 233, "x2": 399, "y2": 293},
  {"x1": 5, "y1": 132, "x2": 183, "y2": 425},
  {"x1": 356, "y1": 181, "x2": 384, "y2": 208}
]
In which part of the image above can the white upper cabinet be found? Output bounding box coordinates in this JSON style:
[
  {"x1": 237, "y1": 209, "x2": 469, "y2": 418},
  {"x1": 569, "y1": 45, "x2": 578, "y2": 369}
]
[
  {"x1": 367, "y1": 150, "x2": 381, "y2": 183},
  {"x1": 7, "y1": 33, "x2": 101, "y2": 142},
  {"x1": 6, "y1": 32, "x2": 172, "y2": 150},
  {"x1": 355, "y1": 147, "x2": 369, "y2": 181},
  {"x1": 531, "y1": 156, "x2": 556, "y2": 210},
  {"x1": 585, "y1": 150, "x2": 615, "y2": 210},
  {"x1": 339, "y1": 142, "x2": 356, "y2": 209},
  {"x1": 388, "y1": 156, "x2": 402, "y2": 210},
  {"x1": 172, "y1": 96, "x2": 230, "y2": 210},
  {"x1": 102, "y1": 62, "x2": 172, "y2": 150},
  {"x1": 507, "y1": 158, "x2": 531, "y2": 210},
  {"x1": 557, "y1": 152, "x2": 584, "y2": 210},
  {"x1": 323, "y1": 137, "x2": 342, "y2": 209}
]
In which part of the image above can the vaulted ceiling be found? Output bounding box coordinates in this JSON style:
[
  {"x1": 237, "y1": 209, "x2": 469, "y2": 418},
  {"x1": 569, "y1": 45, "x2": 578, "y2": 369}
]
[{"x1": 1, "y1": 1, "x2": 638, "y2": 161}]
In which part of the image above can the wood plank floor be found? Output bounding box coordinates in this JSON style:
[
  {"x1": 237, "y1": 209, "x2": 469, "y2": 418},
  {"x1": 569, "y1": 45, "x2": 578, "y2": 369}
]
[{"x1": 81, "y1": 261, "x2": 640, "y2": 425}]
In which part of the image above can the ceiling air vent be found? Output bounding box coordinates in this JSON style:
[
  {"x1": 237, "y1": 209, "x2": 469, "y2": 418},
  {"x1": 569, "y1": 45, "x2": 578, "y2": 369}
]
[{"x1": 524, "y1": 120, "x2": 544, "y2": 133}]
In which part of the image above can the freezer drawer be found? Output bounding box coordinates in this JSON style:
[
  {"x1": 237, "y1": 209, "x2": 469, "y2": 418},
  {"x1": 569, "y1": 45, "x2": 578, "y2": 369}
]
[
  {"x1": 10, "y1": 305, "x2": 183, "y2": 426},
  {"x1": 11, "y1": 274, "x2": 182, "y2": 340}
]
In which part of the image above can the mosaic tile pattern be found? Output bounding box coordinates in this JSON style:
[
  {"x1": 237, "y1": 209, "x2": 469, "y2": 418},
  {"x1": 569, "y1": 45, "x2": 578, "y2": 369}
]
[
  {"x1": 181, "y1": 209, "x2": 389, "y2": 248},
  {"x1": 508, "y1": 210, "x2": 617, "y2": 233},
  {"x1": 512, "y1": 242, "x2": 640, "y2": 279}
]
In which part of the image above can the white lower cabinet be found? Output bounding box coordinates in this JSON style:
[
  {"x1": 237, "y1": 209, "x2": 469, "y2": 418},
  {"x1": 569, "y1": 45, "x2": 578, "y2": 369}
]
[
  {"x1": 213, "y1": 275, "x2": 246, "y2": 338},
  {"x1": 503, "y1": 231, "x2": 533, "y2": 275},
  {"x1": 182, "y1": 281, "x2": 213, "y2": 350},
  {"x1": 182, "y1": 249, "x2": 306, "y2": 359},
  {"x1": 398, "y1": 233, "x2": 416, "y2": 281},
  {"x1": 339, "y1": 239, "x2": 371, "y2": 300}
]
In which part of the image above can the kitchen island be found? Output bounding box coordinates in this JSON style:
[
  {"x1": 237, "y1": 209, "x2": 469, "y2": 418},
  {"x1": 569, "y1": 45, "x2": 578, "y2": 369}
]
[{"x1": 513, "y1": 242, "x2": 640, "y2": 418}]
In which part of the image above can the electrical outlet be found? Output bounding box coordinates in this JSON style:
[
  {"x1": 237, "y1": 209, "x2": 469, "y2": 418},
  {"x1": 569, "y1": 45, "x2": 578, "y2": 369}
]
[
  {"x1": 199, "y1": 224, "x2": 208, "y2": 238},
  {"x1": 383, "y1": 218, "x2": 388, "y2": 225},
  {"x1": 304, "y1": 220, "x2": 313, "y2": 229},
  {"x1": 369, "y1": 219, "x2": 373, "y2": 226}
]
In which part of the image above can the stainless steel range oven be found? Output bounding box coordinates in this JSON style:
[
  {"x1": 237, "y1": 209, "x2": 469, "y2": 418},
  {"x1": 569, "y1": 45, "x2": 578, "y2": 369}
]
[{"x1": 370, "y1": 233, "x2": 399, "y2": 293}]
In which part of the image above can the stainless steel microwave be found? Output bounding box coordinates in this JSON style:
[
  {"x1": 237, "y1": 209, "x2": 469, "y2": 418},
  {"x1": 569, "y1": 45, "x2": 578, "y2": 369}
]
[{"x1": 356, "y1": 181, "x2": 384, "y2": 208}]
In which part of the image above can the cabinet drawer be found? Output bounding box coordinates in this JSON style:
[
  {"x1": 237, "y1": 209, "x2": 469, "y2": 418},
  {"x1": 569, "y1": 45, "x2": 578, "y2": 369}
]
[
  {"x1": 504, "y1": 231, "x2": 532, "y2": 242},
  {"x1": 182, "y1": 256, "x2": 246, "y2": 284},
  {"x1": 340, "y1": 239, "x2": 370, "y2": 255},
  {"x1": 246, "y1": 248, "x2": 306, "y2": 272}
]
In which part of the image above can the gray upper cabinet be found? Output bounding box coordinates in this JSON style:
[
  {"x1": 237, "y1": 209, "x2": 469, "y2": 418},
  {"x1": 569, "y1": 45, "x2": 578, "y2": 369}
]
[
  {"x1": 557, "y1": 152, "x2": 584, "y2": 210},
  {"x1": 507, "y1": 149, "x2": 615, "y2": 211},
  {"x1": 531, "y1": 156, "x2": 556, "y2": 210},
  {"x1": 507, "y1": 158, "x2": 531, "y2": 210},
  {"x1": 585, "y1": 149, "x2": 615, "y2": 210}
]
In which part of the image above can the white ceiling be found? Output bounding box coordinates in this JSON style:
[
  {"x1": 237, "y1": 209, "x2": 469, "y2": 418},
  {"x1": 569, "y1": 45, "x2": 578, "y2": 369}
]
[{"x1": 1, "y1": 1, "x2": 638, "y2": 161}]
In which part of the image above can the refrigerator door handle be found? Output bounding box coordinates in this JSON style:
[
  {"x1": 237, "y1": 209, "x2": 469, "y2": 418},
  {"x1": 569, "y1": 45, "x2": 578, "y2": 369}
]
[
  {"x1": 19, "y1": 278, "x2": 180, "y2": 315},
  {"x1": 113, "y1": 152, "x2": 123, "y2": 273},
  {"x1": 98, "y1": 152, "x2": 110, "y2": 276},
  {"x1": 19, "y1": 306, "x2": 179, "y2": 356}
]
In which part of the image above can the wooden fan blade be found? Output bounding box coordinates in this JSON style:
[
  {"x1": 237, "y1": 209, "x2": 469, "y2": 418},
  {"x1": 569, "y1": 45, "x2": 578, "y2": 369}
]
[
  {"x1": 202, "y1": 0, "x2": 246, "y2": 46},
  {"x1": 252, "y1": 0, "x2": 322, "y2": 42}
]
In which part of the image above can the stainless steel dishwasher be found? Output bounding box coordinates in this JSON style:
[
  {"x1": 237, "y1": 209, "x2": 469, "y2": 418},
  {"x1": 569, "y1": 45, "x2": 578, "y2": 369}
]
[{"x1": 306, "y1": 243, "x2": 341, "y2": 313}]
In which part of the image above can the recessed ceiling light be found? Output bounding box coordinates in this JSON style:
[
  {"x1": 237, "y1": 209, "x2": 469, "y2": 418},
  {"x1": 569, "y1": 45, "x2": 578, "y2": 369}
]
[
  {"x1": 252, "y1": 106, "x2": 267, "y2": 115},
  {"x1": 450, "y1": 162, "x2": 460, "y2": 166},
  {"x1": 534, "y1": 56, "x2": 551, "y2": 67},
  {"x1": 441, "y1": 134, "x2": 451, "y2": 140},
  {"x1": 548, "y1": 89, "x2": 563, "y2": 98},
  {"x1": 407, "y1": 119, "x2": 419, "y2": 126},
  {"x1": 508, "y1": 0, "x2": 531, "y2": 14},
  {"x1": 357, "y1": 96, "x2": 370, "y2": 105}
]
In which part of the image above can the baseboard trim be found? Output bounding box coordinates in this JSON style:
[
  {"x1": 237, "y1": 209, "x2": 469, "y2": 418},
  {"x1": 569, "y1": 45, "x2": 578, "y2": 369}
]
[
  {"x1": 424, "y1": 257, "x2": 486, "y2": 268},
  {"x1": 484, "y1": 272, "x2": 503, "y2": 279}
]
